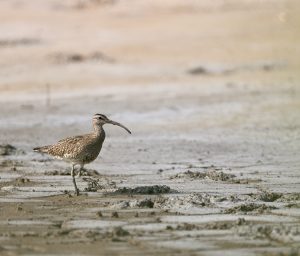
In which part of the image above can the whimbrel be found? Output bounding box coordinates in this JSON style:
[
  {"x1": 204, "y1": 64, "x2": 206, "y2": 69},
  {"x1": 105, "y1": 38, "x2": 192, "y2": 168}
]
[{"x1": 34, "y1": 114, "x2": 131, "y2": 195}]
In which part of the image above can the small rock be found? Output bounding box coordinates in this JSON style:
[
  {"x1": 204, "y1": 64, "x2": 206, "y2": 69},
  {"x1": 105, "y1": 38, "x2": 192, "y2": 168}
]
[
  {"x1": 188, "y1": 66, "x2": 208, "y2": 75},
  {"x1": 113, "y1": 227, "x2": 130, "y2": 237},
  {"x1": 137, "y1": 199, "x2": 154, "y2": 208},
  {"x1": 111, "y1": 212, "x2": 119, "y2": 218},
  {"x1": 166, "y1": 225, "x2": 173, "y2": 230},
  {"x1": 157, "y1": 169, "x2": 164, "y2": 174},
  {"x1": 237, "y1": 218, "x2": 246, "y2": 225}
]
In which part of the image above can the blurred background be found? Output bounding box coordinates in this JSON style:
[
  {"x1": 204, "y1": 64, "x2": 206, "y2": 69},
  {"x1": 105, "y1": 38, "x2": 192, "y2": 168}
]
[
  {"x1": 0, "y1": 0, "x2": 299, "y2": 96},
  {"x1": 1, "y1": 0, "x2": 299, "y2": 165}
]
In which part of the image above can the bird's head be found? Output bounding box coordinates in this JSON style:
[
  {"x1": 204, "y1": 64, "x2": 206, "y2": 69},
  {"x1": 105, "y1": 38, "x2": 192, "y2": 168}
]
[{"x1": 92, "y1": 113, "x2": 131, "y2": 134}]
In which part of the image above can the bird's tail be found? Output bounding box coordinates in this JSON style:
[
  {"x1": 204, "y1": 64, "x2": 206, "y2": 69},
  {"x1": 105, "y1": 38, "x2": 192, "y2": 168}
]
[{"x1": 33, "y1": 146, "x2": 50, "y2": 153}]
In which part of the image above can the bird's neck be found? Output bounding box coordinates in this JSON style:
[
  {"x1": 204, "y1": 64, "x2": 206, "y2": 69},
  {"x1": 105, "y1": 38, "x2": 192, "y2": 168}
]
[{"x1": 93, "y1": 124, "x2": 105, "y2": 137}]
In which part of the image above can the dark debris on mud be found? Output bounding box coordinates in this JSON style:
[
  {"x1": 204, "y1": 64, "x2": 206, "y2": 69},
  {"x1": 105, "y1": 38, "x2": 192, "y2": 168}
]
[
  {"x1": 170, "y1": 169, "x2": 243, "y2": 184},
  {"x1": 224, "y1": 203, "x2": 277, "y2": 214},
  {"x1": 279, "y1": 193, "x2": 300, "y2": 202},
  {"x1": 51, "y1": 51, "x2": 115, "y2": 64},
  {"x1": 168, "y1": 218, "x2": 247, "y2": 232},
  {"x1": 84, "y1": 177, "x2": 116, "y2": 192},
  {"x1": 15, "y1": 177, "x2": 31, "y2": 184},
  {"x1": 45, "y1": 169, "x2": 100, "y2": 177},
  {"x1": 170, "y1": 169, "x2": 261, "y2": 184},
  {"x1": 44, "y1": 170, "x2": 101, "y2": 177},
  {"x1": 44, "y1": 170, "x2": 70, "y2": 176},
  {"x1": 0, "y1": 159, "x2": 24, "y2": 169},
  {"x1": 187, "y1": 62, "x2": 284, "y2": 76},
  {"x1": 105, "y1": 198, "x2": 155, "y2": 209},
  {"x1": 105, "y1": 193, "x2": 218, "y2": 210},
  {"x1": 0, "y1": 38, "x2": 40, "y2": 47},
  {"x1": 113, "y1": 185, "x2": 173, "y2": 195},
  {"x1": 250, "y1": 191, "x2": 300, "y2": 204},
  {"x1": 170, "y1": 170, "x2": 236, "y2": 181},
  {"x1": 237, "y1": 224, "x2": 300, "y2": 244},
  {"x1": 257, "y1": 191, "x2": 283, "y2": 202},
  {"x1": 0, "y1": 144, "x2": 24, "y2": 156},
  {"x1": 137, "y1": 198, "x2": 154, "y2": 208},
  {"x1": 286, "y1": 203, "x2": 300, "y2": 208},
  {"x1": 155, "y1": 193, "x2": 216, "y2": 209}
]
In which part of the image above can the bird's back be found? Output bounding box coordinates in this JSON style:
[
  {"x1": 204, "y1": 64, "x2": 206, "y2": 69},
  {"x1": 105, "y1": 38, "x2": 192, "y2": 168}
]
[{"x1": 34, "y1": 132, "x2": 105, "y2": 164}]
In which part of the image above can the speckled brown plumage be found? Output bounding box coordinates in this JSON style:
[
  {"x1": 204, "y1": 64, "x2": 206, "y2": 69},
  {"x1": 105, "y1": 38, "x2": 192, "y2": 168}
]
[
  {"x1": 34, "y1": 114, "x2": 131, "y2": 196},
  {"x1": 35, "y1": 132, "x2": 105, "y2": 165}
]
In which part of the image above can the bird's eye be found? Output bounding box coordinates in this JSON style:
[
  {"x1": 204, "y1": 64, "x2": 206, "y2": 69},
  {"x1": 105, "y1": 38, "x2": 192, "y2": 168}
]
[{"x1": 98, "y1": 117, "x2": 103, "y2": 120}]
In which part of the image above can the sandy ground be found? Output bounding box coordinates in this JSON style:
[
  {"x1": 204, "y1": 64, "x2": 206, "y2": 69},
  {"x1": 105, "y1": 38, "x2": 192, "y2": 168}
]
[{"x1": 0, "y1": 0, "x2": 300, "y2": 255}]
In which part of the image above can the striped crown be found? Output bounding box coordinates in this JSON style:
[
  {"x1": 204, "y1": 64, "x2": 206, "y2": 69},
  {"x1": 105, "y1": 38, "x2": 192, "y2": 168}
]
[{"x1": 93, "y1": 113, "x2": 108, "y2": 119}]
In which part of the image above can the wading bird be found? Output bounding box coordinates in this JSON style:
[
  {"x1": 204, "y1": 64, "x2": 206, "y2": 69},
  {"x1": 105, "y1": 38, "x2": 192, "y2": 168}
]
[{"x1": 34, "y1": 114, "x2": 131, "y2": 195}]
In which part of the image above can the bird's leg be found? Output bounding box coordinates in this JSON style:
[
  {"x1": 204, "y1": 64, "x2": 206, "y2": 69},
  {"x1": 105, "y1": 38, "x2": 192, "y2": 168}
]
[
  {"x1": 71, "y1": 164, "x2": 79, "y2": 196},
  {"x1": 76, "y1": 164, "x2": 84, "y2": 178}
]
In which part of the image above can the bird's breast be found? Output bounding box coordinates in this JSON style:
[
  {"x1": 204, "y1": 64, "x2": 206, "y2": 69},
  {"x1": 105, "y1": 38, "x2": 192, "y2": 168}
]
[{"x1": 80, "y1": 137, "x2": 104, "y2": 163}]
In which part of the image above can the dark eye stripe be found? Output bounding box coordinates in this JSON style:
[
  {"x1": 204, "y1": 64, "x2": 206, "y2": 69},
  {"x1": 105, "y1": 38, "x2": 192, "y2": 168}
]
[{"x1": 94, "y1": 114, "x2": 107, "y2": 119}]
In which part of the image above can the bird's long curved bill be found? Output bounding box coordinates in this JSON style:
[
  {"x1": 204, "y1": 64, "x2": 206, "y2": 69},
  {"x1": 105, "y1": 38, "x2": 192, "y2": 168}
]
[{"x1": 109, "y1": 120, "x2": 131, "y2": 134}]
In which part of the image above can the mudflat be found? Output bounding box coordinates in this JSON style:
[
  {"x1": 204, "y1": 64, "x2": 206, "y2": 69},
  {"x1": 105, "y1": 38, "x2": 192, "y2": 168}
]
[{"x1": 0, "y1": 1, "x2": 299, "y2": 255}]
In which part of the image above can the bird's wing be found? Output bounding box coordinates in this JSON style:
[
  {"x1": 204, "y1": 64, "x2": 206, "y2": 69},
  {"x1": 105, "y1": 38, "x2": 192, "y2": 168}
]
[
  {"x1": 57, "y1": 135, "x2": 85, "y2": 145},
  {"x1": 47, "y1": 135, "x2": 88, "y2": 158}
]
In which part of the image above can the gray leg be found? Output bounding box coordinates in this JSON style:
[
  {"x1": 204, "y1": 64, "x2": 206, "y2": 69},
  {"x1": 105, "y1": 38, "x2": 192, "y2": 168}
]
[
  {"x1": 76, "y1": 164, "x2": 84, "y2": 178},
  {"x1": 71, "y1": 164, "x2": 79, "y2": 196}
]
